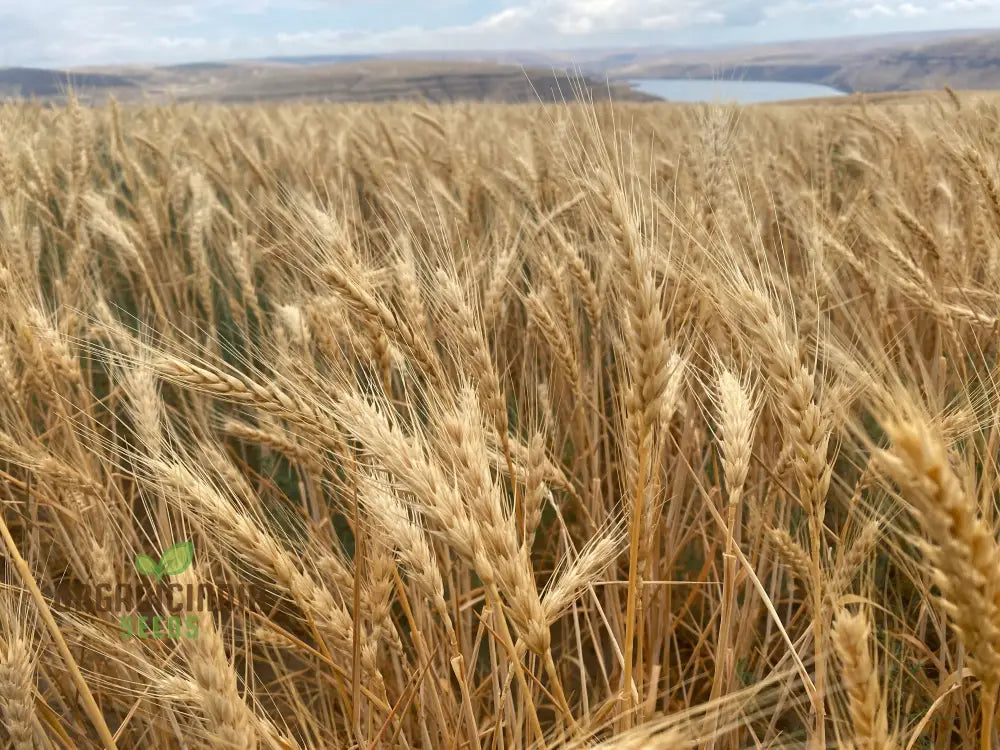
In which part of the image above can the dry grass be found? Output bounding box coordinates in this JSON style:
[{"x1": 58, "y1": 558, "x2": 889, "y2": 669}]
[{"x1": 0, "y1": 88, "x2": 1000, "y2": 748}]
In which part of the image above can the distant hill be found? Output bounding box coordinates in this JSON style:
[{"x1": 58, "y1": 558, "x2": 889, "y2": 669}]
[
  {"x1": 601, "y1": 29, "x2": 1000, "y2": 94},
  {"x1": 1, "y1": 59, "x2": 655, "y2": 105},
  {"x1": 832, "y1": 32, "x2": 1000, "y2": 92},
  {"x1": 166, "y1": 60, "x2": 655, "y2": 103},
  {"x1": 0, "y1": 67, "x2": 136, "y2": 98},
  {"x1": 5, "y1": 28, "x2": 1000, "y2": 105},
  {"x1": 259, "y1": 54, "x2": 377, "y2": 66}
]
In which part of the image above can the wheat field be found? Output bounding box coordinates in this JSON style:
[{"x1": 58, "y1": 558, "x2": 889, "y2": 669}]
[{"x1": 0, "y1": 90, "x2": 999, "y2": 748}]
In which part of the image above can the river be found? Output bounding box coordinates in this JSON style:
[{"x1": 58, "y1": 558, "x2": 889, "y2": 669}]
[{"x1": 628, "y1": 78, "x2": 847, "y2": 103}]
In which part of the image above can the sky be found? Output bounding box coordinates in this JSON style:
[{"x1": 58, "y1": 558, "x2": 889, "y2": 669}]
[{"x1": 2, "y1": 0, "x2": 999, "y2": 68}]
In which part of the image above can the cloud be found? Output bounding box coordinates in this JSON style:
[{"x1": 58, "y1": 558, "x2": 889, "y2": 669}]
[
  {"x1": 898, "y1": 2, "x2": 927, "y2": 16},
  {"x1": 941, "y1": 0, "x2": 999, "y2": 8},
  {"x1": 253, "y1": 1, "x2": 737, "y2": 58},
  {"x1": 275, "y1": 28, "x2": 372, "y2": 45},
  {"x1": 470, "y1": 0, "x2": 732, "y2": 36},
  {"x1": 1, "y1": 0, "x2": 998, "y2": 68},
  {"x1": 849, "y1": 1, "x2": 928, "y2": 18},
  {"x1": 724, "y1": 2, "x2": 767, "y2": 25},
  {"x1": 0, "y1": 0, "x2": 346, "y2": 66},
  {"x1": 850, "y1": 4, "x2": 893, "y2": 18}
]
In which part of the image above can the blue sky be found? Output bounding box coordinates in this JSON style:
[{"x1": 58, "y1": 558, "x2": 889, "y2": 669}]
[{"x1": 2, "y1": 0, "x2": 999, "y2": 68}]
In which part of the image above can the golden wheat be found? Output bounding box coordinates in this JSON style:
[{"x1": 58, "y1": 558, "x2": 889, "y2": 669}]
[{"x1": 1, "y1": 91, "x2": 1000, "y2": 748}]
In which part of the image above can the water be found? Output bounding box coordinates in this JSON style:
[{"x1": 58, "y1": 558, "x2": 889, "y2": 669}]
[{"x1": 629, "y1": 78, "x2": 847, "y2": 103}]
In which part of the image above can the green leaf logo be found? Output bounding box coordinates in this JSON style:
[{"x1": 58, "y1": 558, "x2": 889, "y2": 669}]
[
  {"x1": 134, "y1": 541, "x2": 194, "y2": 581},
  {"x1": 159, "y1": 541, "x2": 194, "y2": 577},
  {"x1": 134, "y1": 554, "x2": 158, "y2": 576}
]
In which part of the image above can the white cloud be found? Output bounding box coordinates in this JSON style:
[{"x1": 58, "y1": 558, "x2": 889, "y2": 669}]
[
  {"x1": 469, "y1": 0, "x2": 730, "y2": 36},
  {"x1": 851, "y1": 4, "x2": 893, "y2": 18},
  {"x1": 849, "y1": 1, "x2": 929, "y2": 18},
  {"x1": 0, "y1": 0, "x2": 352, "y2": 66},
  {"x1": 0, "y1": 0, "x2": 997, "y2": 68},
  {"x1": 640, "y1": 10, "x2": 726, "y2": 30},
  {"x1": 257, "y1": 0, "x2": 735, "y2": 59},
  {"x1": 941, "y1": 0, "x2": 999, "y2": 8},
  {"x1": 476, "y1": 7, "x2": 533, "y2": 32}
]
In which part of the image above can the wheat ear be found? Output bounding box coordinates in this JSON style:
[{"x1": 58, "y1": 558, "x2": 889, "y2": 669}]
[
  {"x1": 832, "y1": 609, "x2": 893, "y2": 750},
  {"x1": 880, "y1": 417, "x2": 1000, "y2": 749}
]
